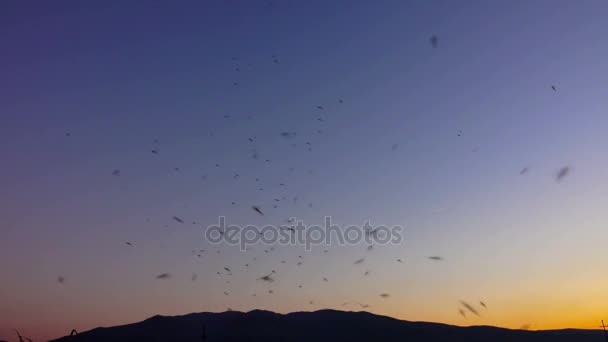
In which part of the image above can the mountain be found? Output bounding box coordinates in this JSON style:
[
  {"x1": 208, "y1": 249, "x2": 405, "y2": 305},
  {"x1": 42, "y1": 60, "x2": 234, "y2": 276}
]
[{"x1": 50, "y1": 309, "x2": 602, "y2": 342}]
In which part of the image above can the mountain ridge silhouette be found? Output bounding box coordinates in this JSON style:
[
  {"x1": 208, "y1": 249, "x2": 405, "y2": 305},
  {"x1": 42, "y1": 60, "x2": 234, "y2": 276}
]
[{"x1": 49, "y1": 309, "x2": 602, "y2": 341}]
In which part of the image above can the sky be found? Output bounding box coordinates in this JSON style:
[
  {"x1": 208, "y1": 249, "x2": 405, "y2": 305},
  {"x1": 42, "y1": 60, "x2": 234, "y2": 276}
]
[{"x1": 2, "y1": 0, "x2": 608, "y2": 340}]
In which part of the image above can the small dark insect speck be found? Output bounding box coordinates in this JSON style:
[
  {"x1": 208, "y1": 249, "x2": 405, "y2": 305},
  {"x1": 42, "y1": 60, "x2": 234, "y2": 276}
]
[
  {"x1": 459, "y1": 301, "x2": 480, "y2": 316},
  {"x1": 259, "y1": 274, "x2": 274, "y2": 282},
  {"x1": 112, "y1": 169, "x2": 121, "y2": 176},
  {"x1": 430, "y1": 35, "x2": 438, "y2": 48},
  {"x1": 172, "y1": 216, "x2": 184, "y2": 224},
  {"x1": 156, "y1": 273, "x2": 170, "y2": 279},
  {"x1": 280, "y1": 131, "x2": 296, "y2": 139},
  {"x1": 556, "y1": 166, "x2": 571, "y2": 182},
  {"x1": 252, "y1": 206, "x2": 264, "y2": 216},
  {"x1": 428, "y1": 256, "x2": 443, "y2": 261}
]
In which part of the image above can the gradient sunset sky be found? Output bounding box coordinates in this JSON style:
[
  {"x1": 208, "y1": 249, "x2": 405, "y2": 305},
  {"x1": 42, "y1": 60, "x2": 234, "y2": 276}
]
[{"x1": 2, "y1": 1, "x2": 608, "y2": 341}]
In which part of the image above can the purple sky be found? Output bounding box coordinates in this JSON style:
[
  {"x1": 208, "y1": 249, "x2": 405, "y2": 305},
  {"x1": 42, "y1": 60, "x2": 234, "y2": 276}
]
[{"x1": 2, "y1": 1, "x2": 608, "y2": 341}]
